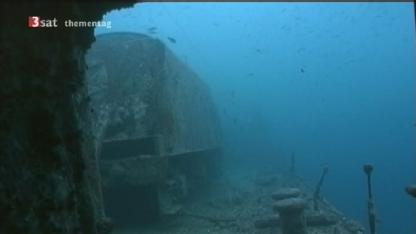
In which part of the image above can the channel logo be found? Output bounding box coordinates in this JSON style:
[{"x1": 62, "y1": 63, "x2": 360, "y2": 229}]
[{"x1": 28, "y1": 16, "x2": 58, "y2": 28}]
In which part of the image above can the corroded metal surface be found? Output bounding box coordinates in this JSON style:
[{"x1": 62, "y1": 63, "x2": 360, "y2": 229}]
[
  {"x1": 86, "y1": 32, "x2": 222, "y2": 159},
  {"x1": 100, "y1": 155, "x2": 168, "y2": 187}
]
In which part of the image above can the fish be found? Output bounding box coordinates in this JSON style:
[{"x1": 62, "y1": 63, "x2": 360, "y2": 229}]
[
  {"x1": 167, "y1": 37, "x2": 176, "y2": 43},
  {"x1": 300, "y1": 68, "x2": 305, "y2": 73},
  {"x1": 147, "y1": 27, "x2": 157, "y2": 34},
  {"x1": 406, "y1": 185, "x2": 416, "y2": 197},
  {"x1": 297, "y1": 47, "x2": 306, "y2": 53}
]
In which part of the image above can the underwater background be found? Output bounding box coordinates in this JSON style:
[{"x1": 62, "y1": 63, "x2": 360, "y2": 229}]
[{"x1": 96, "y1": 3, "x2": 416, "y2": 234}]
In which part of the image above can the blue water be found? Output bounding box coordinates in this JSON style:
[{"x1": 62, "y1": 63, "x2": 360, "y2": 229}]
[{"x1": 96, "y1": 3, "x2": 416, "y2": 233}]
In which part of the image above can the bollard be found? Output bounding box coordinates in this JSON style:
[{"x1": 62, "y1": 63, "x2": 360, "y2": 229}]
[{"x1": 273, "y1": 198, "x2": 308, "y2": 234}]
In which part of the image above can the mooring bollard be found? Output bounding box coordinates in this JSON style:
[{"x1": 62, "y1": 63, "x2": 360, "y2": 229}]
[
  {"x1": 272, "y1": 187, "x2": 301, "y2": 201},
  {"x1": 273, "y1": 197, "x2": 308, "y2": 234}
]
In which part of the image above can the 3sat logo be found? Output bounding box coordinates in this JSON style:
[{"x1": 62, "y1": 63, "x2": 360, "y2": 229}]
[{"x1": 28, "y1": 16, "x2": 58, "y2": 28}]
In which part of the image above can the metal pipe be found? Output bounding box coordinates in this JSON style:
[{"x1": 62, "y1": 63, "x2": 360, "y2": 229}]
[
  {"x1": 313, "y1": 166, "x2": 328, "y2": 211},
  {"x1": 363, "y1": 164, "x2": 376, "y2": 234}
]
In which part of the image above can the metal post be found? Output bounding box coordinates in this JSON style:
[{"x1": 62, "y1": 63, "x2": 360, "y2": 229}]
[{"x1": 363, "y1": 164, "x2": 376, "y2": 234}]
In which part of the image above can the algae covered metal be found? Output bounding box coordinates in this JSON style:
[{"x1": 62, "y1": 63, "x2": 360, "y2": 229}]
[{"x1": 86, "y1": 32, "x2": 223, "y2": 225}]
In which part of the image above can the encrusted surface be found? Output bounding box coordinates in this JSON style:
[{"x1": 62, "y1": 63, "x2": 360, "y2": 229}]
[
  {"x1": 86, "y1": 32, "x2": 222, "y2": 157},
  {"x1": 0, "y1": 2, "x2": 135, "y2": 233}
]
